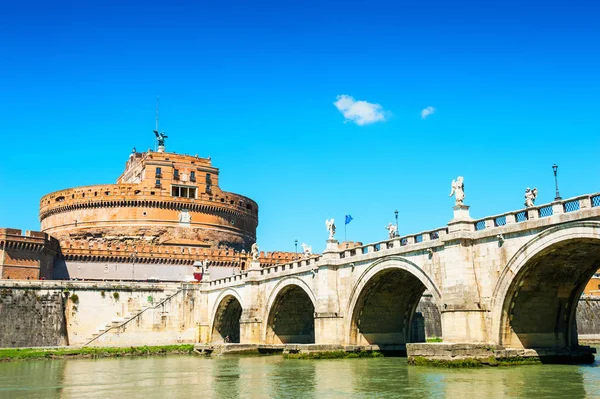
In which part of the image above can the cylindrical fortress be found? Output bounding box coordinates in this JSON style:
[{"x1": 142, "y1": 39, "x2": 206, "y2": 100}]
[{"x1": 39, "y1": 150, "x2": 258, "y2": 252}]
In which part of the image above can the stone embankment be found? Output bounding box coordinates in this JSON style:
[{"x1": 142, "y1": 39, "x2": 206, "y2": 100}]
[
  {"x1": 194, "y1": 343, "x2": 403, "y2": 357},
  {"x1": 0, "y1": 280, "x2": 200, "y2": 348},
  {"x1": 406, "y1": 343, "x2": 596, "y2": 366}
]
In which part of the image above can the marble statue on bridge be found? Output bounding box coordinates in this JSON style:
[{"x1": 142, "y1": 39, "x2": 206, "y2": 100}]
[
  {"x1": 325, "y1": 219, "x2": 336, "y2": 240},
  {"x1": 302, "y1": 243, "x2": 312, "y2": 257},
  {"x1": 449, "y1": 176, "x2": 465, "y2": 206},
  {"x1": 525, "y1": 187, "x2": 538, "y2": 208},
  {"x1": 385, "y1": 223, "x2": 397, "y2": 239},
  {"x1": 251, "y1": 243, "x2": 259, "y2": 261}
]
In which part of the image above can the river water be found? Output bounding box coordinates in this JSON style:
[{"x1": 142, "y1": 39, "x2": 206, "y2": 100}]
[{"x1": 1, "y1": 354, "x2": 599, "y2": 399}]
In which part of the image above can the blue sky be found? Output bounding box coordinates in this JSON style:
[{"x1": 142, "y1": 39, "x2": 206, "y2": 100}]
[{"x1": 0, "y1": 0, "x2": 599, "y2": 252}]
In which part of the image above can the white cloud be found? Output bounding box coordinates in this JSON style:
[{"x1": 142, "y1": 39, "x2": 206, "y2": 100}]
[
  {"x1": 421, "y1": 106, "x2": 436, "y2": 119},
  {"x1": 333, "y1": 95, "x2": 388, "y2": 126}
]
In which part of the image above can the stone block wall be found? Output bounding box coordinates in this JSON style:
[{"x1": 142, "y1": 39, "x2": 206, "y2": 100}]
[
  {"x1": 417, "y1": 294, "x2": 442, "y2": 339},
  {"x1": 577, "y1": 296, "x2": 600, "y2": 335},
  {"x1": 0, "y1": 288, "x2": 68, "y2": 347}
]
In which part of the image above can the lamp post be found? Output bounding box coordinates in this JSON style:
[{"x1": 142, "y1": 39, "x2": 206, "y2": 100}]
[
  {"x1": 394, "y1": 210, "x2": 399, "y2": 237},
  {"x1": 294, "y1": 239, "x2": 298, "y2": 258},
  {"x1": 552, "y1": 164, "x2": 562, "y2": 201}
]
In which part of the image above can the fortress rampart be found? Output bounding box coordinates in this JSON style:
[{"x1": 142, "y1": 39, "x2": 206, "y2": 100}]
[{"x1": 39, "y1": 151, "x2": 259, "y2": 253}]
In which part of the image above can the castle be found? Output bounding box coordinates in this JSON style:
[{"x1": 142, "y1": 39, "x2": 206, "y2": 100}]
[{"x1": 0, "y1": 133, "x2": 298, "y2": 281}]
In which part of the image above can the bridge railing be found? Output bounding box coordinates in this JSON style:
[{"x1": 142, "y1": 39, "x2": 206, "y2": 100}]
[
  {"x1": 472, "y1": 192, "x2": 600, "y2": 232},
  {"x1": 207, "y1": 256, "x2": 322, "y2": 286},
  {"x1": 339, "y1": 226, "x2": 449, "y2": 261}
]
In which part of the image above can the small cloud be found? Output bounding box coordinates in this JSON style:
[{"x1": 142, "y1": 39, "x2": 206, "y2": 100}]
[
  {"x1": 334, "y1": 95, "x2": 388, "y2": 126},
  {"x1": 421, "y1": 106, "x2": 436, "y2": 119}
]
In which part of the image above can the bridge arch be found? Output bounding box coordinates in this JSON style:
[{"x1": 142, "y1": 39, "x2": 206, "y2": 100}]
[
  {"x1": 210, "y1": 289, "x2": 244, "y2": 343},
  {"x1": 491, "y1": 221, "x2": 600, "y2": 349},
  {"x1": 346, "y1": 256, "x2": 441, "y2": 346},
  {"x1": 263, "y1": 277, "x2": 317, "y2": 344}
]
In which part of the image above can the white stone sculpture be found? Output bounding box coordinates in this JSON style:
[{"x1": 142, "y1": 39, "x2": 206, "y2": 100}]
[
  {"x1": 301, "y1": 243, "x2": 312, "y2": 258},
  {"x1": 524, "y1": 187, "x2": 538, "y2": 208},
  {"x1": 251, "y1": 243, "x2": 259, "y2": 261},
  {"x1": 325, "y1": 219, "x2": 336, "y2": 240},
  {"x1": 449, "y1": 176, "x2": 465, "y2": 206},
  {"x1": 385, "y1": 223, "x2": 397, "y2": 239}
]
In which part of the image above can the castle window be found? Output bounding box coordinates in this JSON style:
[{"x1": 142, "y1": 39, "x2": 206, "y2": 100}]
[
  {"x1": 155, "y1": 167, "x2": 162, "y2": 178},
  {"x1": 173, "y1": 169, "x2": 180, "y2": 180},
  {"x1": 171, "y1": 185, "x2": 196, "y2": 199},
  {"x1": 206, "y1": 173, "x2": 212, "y2": 194},
  {"x1": 190, "y1": 171, "x2": 196, "y2": 182}
]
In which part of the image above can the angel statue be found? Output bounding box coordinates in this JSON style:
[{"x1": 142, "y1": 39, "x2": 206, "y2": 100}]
[
  {"x1": 524, "y1": 187, "x2": 538, "y2": 208},
  {"x1": 251, "y1": 243, "x2": 259, "y2": 261},
  {"x1": 385, "y1": 223, "x2": 397, "y2": 239},
  {"x1": 301, "y1": 243, "x2": 312, "y2": 258},
  {"x1": 325, "y1": 219, "x2": 336, "y2": 240},
  {"x1": 153, "y1": 130, "x2": 168, "y2": 147},
  {"x1": 449, "y1": 176, "x2": 465, "y2": 206}
]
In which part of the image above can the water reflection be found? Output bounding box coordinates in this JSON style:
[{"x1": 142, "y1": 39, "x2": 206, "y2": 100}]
[{"x1": 0, "y1": 353, "x2": 598, "y2": 399}]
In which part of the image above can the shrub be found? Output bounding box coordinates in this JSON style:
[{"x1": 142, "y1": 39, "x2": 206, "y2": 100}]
[
  {"x1": 113, "y1": 292, "x2": 120, "y2": 300},
  {"x1": 70, "y1": 293, "x2": 79, "y2": 304}
]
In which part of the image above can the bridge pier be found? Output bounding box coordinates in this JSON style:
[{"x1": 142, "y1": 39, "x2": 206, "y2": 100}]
[
  {"x1": 239, "y1": 316, "x2": 262, "y2": 344},
  {"x1": 441, "y1": 308, "x2": 489, "y2": 344},
  {"x1": 314, "y1": 313, "x2": 344, "y2": 344}
]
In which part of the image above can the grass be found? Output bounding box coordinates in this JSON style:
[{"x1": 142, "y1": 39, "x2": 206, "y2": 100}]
[
  {"x1": 0, "y1": 345, "x2": 195, "y2": 362},
  {"x1": 409, "y1": 355, "x2": 543, "y2": 368},
  {"x1": 283, "y1": 350, "x2": 384, "y2": 360},
  {"x1": 426, "y1": 337, "x2": 443, "y2": 343}
]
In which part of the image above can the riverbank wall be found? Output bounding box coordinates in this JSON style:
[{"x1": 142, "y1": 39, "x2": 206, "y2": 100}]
[{"x1": 0, "y1": 280, "x2": 200, "y2": 348}]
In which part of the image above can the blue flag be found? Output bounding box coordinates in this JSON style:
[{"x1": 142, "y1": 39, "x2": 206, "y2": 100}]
[{"x1": 345, "y1": 215, "x2": 353, "y2": 225}]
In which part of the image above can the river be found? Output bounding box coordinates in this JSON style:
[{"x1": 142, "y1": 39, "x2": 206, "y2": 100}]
[{"x1": 1, "y1": 353, "x2": 599, "y2": 398}]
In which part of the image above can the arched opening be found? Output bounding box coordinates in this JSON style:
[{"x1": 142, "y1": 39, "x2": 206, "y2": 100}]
[
  {"x1": 500, "y1": 238, "x2": 600, "y2": 349},
  {"x1": 266, "y1": 285, "x2": 315, "y2": 344},
  {"x1": 211, "y1": 295, "x2": 242, "y2": 343},
  {"x1": 350, "y1": 268, "x2": 428, "y2": 345}
]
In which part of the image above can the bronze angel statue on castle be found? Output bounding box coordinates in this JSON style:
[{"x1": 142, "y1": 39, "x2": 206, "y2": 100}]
[{"x1": 154, "y1": 130, "x2": 168, "y2": 147}]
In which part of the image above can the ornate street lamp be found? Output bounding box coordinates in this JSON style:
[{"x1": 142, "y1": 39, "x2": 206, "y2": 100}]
[
  {"x1": 394, "y1": 210, "x2": 399, "y2": 237},
  {"x1": 552, "y1": 164, "x2": 562, "y2": 201},
  {"x1": 294, "y1": 239, "x2": 298, "y2": 258}
]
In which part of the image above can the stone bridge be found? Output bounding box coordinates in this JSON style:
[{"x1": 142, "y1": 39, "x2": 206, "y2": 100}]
[{"x1": 198, "y1": 192, "x2": 600, "y2": 354}]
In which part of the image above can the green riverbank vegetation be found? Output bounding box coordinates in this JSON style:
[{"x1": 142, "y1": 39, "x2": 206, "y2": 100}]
[
  {"x1": 408, "y1": 356, "x2": 543, "y2": 368},
  {"x1": 0, "y1": 345, "x2": 195, "y2": 361}
]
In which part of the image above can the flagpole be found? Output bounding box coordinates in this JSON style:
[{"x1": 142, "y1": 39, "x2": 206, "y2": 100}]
[{"x1": 345, "y1": 223, "x2": 347, "y2": 243}]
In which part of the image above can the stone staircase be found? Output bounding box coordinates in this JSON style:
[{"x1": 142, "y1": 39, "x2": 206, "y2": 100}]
[{"x1": 83, "y1": 287, "x2": 182, "y2": 347}]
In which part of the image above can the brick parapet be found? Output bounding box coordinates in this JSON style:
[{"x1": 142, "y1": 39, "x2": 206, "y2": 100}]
[
  {"x1": 39, "y1": 185, "x2": 258, "y2": 223},
  {"x1": 59, "y1": 243, "x2": 300, "y2": 269},
  {"x1": 0, "y1": 229, "x2": 59, "y2": 253}
]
